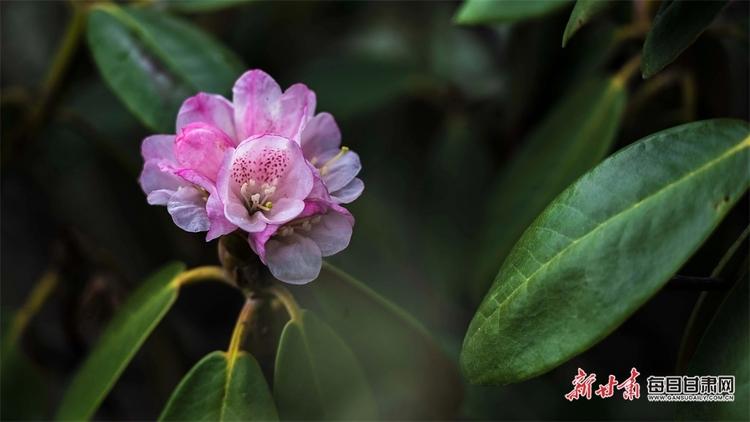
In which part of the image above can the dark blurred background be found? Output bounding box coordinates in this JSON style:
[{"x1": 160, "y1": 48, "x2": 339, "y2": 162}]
[{"x1": 1, "y1": 0, "x2": 748, "y2": 420}]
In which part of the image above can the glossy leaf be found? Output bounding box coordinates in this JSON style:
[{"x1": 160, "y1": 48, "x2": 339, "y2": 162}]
[
  {"x1": 159, "y1": 351, "x2": 278, "y2": 421},
  {"x1": 474, "y1": 76, "x2": 626, "y2": 300},
  {"x1": 462, "y1": 119, "x2": 750, "y2": 384},
  {"x1": 679, "y1": 275, "x2": 749, "y2": 420},
  {"x1": 562, "y1": 0, "x2": 611, "y2": 47},
  {"x1": 56, "y1": 262, "x2": 185, "y2": 420},
  {"x1": 274, "y1": 310, "x2": 377, "y2": 420},
  {"x1": 455, "y1": 0, "x2": 571, "y2": 25},
  {"x1": 292, "y1": 263, "x2": 463, "y2": 419},
  {"x1": 86, "y1": 5, "x2": 243, "y2": 132},
  {"x1": 642, "y1": 0, "x2": 728, "y2": 78}
]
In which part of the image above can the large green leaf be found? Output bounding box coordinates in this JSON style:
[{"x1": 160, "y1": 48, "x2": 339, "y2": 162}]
[
  {"x1": 454, "y1": 0, "x2": 571, "y2": 25},
  {"x1": 292, "y1": 264, "x2": 463, "y2": 419},
  {"x1": 562, "y1": 0, "x2": 611, "y2": 47},
  {"x1": 56, "y1": 262, "x2": 185, "y2": 420},
  {"x1": 641, "y1": 0, "x2": 728, "y2": 78},
  {"x1": 462, "y1": 119, "x2": 750, "y2": 384},
  {"x1": 274, "y1": 310, "x2": 377, "y2": 420},
  {"x1": 86, "y1": 5, "x2": 244, "y2": 132},
  {"x1": 679, "y1": 274, "x2": 749, "y2": 420},
  {"x1": 474, "y1": 76, "x2": 626, "y2": 300},
  {"x1": 159, "y1": 351, "x2": 278, "y2": 421}
]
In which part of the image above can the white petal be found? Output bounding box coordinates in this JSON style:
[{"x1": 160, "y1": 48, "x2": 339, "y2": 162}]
[
  {"x1": 308, "y1": 211, "x2": 353, "y2": 256},
  {"x1": 323, "y1": 150, "x2": 361, "y2": 192},
  {"x1": 266, "y1": 234, "x2": 322, "y2": 284},
  {"x1": 167, "y1": 187, "x2": 209, "y2": 233},
  {"x1": 331, "y1": 178, "x2": 364, "y2": 204}
]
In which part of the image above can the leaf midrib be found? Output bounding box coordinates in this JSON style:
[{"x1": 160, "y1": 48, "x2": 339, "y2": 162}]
[{"x1": 477, "y1": 133, "x2": 750, "y2": 331}]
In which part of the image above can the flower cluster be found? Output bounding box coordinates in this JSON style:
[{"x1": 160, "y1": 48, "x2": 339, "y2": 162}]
[{"x1": 139, "y1": 70, "x2": 363, "y2": 284}]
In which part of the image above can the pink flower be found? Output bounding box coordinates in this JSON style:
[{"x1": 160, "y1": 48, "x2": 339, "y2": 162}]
[
  {"x1": 249, "y1": 200, "x2": 354, "y2": 284},
  {"x1": 216, "y1": 134, "x2": 314, "y2": 233},
  {"x1": 139, "y1": 69, "x2": 363, "y2": 284}
]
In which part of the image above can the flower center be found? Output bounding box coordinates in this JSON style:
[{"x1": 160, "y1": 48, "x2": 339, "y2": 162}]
[
  {"x1": 240, "y1": 179, "x2": 276, "y2": 213},
  {"x1": 231, "y1": 146, "x2": 290, "y2": 214}
]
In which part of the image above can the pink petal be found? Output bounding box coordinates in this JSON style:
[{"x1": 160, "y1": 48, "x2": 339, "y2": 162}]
[
  {"x1": 205, "y1": 192, "x2": 237, "y2": 241},
  {"x1": 176, "y1": 93, "x2": 237, "y2": 142},
  {"x1": 263, "y1": 198, "x2": 306, "y2": 225},
  {"x1": 140, "y1": 161, "x2": 183, "y2": 205},
  {"x1": 141, "y1": 135, "x2": 176, "y2": 162},
  {"x1": 174, "y1": 123, "x2": 234, "y2": 182},
  {"x1": 300, "y1": 112, "x2": 341, "y2": 161},
  {"x1": 265, "y1": 234, "x2": 322, "y2": 284},
  {"x1": 232, "y1": 70, "x2": 316, "y2": 142},
  {"x1": 248, "y1": 224, "x2": 279, "y2": 263}
]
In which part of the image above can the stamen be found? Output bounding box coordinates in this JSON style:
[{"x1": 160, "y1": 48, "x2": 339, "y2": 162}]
[
  {"x1": 320, "y1": 146, "x2": 350, "y2": 175},
  {"x1": 279, "y1": 227, "x2": 294, "y2": 237}
]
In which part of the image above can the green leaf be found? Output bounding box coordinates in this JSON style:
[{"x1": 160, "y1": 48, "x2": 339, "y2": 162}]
[
  {"x1": 165, "y1": 0, "x2": 251, "y2": 13},
  {"x1": 562, "y1": 0, "x2": 611, "y2": 47},
  {"x1": 56, "y1": 262, "x2": 186, "y2": 420},
  {"x1": 679, "y1": 274, "x2": 749, "y2": 420},
  {"x1": 159, "y1": 351, "x2": 278, "y2": 421},
  {"x1": 474, "y1": 76, "x2": 626, "y2": 300},
  {"x1": 455, "y1": 0, "x2": 571, "y2": 25},
  {"x1": 293, "y1": 264, "x2": 463, "y2": 419},
  {"x1": 274, "y1": 310, "x2": 377, "y2": 420},
  {"x1": 462, "y1": 119, "x2": 750, "y2": 384},
  {"x1": 86, "y1": 5, "x2": 244, "y2": 132},
  {"x1": 641, "y1": 0, "x2": 728, "y2": 78}
]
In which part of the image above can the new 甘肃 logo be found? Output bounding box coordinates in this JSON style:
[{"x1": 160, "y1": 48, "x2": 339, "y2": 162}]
[
  {"x1": 564, "y1": 368, "x2": 736, "y2": 403},
  {"x1": 646, "y1": 375, "x2": 735, "y2": 402}
]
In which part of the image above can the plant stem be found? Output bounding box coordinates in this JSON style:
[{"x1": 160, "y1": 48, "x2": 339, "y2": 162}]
[
  {"x1": 613, "y1": 55, "x2": 642, "y2": 87},
  {"x1": 267, "y1": 284, "x2": 302, "y2": 323},
  {"x1": 2, "y1": 270, "x2": 59, "y2": 357},
  {"x1": 26, "y1": 2, "x2": 87, "y2": 134},
  {"x1": 227, "y1": 298, "x2": 257, "y2": 364},
  {"x1": 711, "y1": 225, "x2": 750, "y2": 278},
  {"x1": 171, "y1": 266, "x2": 232, "y2": 288}
]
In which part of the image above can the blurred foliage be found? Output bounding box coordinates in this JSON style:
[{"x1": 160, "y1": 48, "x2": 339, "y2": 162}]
[{"x1": 1, "y1": 0, "x2": 748, "y2": 420}]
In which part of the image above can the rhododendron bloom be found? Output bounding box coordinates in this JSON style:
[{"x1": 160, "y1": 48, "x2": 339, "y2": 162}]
[
  {"x1": 217, "y1": 134, "x2": 313, "y2": 233},
  {"x1": 138, "y1": 69, "x2": 363, "y2": 284}
]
